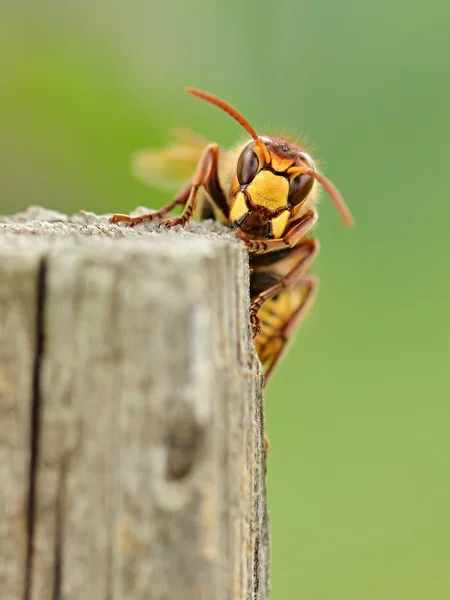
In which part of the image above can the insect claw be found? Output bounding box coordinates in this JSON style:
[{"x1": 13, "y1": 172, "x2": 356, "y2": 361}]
[
  {"x1": 250, "y1": 309, "x2": 262, "y2": 337},
  {"x1": 252, "y1": 324, "x2": 263, "y2": 338},
  {"x1": 110, "y1": 214, "x2": 148, "y2": 227},
  {"x1": 160, "y1": 217, "x2": 183, "y2": 229},
  {"x1": 110, "y1": 214, "x2": 130, "y2": 225}
]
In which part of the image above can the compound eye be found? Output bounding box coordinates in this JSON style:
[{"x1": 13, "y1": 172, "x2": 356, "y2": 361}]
[
  {"x1": 289, "y1": 173, "x2": 314, "y2": 206},
  {"x1": 237, "y1": 144, "x2": 260, "y2": 185},
  {"x1": 289, "y1": 153, "x2": 315, "y2": 206}
]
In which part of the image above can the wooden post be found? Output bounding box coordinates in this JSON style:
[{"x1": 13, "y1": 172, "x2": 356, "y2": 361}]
[{"x1": 0, "y1": 207, "x2": 269, "y2": 600}]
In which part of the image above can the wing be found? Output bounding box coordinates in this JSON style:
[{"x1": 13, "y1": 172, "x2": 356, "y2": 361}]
[{"x1": 132, "y1": 128, "x2": 210, "y2": 190}]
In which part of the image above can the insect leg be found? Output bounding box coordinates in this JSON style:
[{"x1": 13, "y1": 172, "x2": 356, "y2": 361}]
[
  {"x1": 110, "y1": 181, "x2": 192, "y2": 227},
  {"x1": 239, "y1": 210, "x2": 317, "y2": 254},
  {"x1": 110, "y1": 144, "x2": 227, "y2": 227},
  {"x1": 159, "y1": 144, "x2": 222, "y2": 228},
  {"x1": 249, "y1": 239, "x2": 319, "y2": 336},
  {"x1": 263, "y1": 276, "x2": 317, "y2": 385}
]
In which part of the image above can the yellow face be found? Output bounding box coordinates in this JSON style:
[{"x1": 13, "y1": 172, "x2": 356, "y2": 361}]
[
  {"x1": 247, "y1": 170, "x2": 290, "y2": 212},
  {"x1": 228, "y1": 137, "x2": 316, "y2": 239}
]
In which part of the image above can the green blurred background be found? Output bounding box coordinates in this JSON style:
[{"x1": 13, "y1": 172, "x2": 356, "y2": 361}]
[{"x1": 2, "y1": 1, "x2": 450, "y2": 597}]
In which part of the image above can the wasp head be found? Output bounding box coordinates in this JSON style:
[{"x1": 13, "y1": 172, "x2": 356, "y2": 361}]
[
  {"x1": 229, "y1": 137, "x2": 318, "y2": 239},
  {"x1": 186, "y1": 87, "x2": 354, "y2": 235}
]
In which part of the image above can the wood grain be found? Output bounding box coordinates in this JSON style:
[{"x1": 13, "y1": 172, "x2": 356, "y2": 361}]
[{"x1": 0, "y1": 207, "x2": 269, "y2": 600}]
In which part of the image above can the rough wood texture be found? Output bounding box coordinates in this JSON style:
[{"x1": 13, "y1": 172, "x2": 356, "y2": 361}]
[{"x1": 0, "y1": 207, "x2": 269, "y2": 600}]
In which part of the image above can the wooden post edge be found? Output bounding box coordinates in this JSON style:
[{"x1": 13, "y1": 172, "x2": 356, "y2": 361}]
[{"x1": 0, "y1": 207, "x2": 269, "y2": 600}]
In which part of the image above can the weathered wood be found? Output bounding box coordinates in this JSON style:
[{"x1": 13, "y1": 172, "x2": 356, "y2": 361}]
[{"x1": 0, "y1": 207, "x2": 269, "y2": 600}]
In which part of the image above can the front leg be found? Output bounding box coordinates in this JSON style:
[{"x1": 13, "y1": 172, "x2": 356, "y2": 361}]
[
  {"x1": 110, "y1": 181, "x2": 192, "y2": 227},
  {"x1": 160, "y1": 144, "x2": 220, "y2": 228},
  {"x1": 238, "y1": 210, "x2": 317, "y2": 254},
  {"x1": 111, "y1": 144, "x2": 224, "y2": 229}
]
